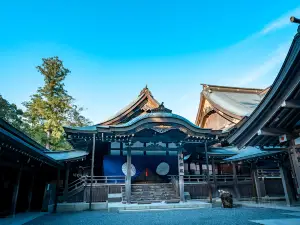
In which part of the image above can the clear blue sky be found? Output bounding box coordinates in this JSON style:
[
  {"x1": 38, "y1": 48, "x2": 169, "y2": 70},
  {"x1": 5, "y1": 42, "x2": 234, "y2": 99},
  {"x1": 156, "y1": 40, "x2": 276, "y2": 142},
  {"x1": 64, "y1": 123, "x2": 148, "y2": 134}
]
[{"x1": 1, "y1": 1, "x2": 300, "y2": 123}]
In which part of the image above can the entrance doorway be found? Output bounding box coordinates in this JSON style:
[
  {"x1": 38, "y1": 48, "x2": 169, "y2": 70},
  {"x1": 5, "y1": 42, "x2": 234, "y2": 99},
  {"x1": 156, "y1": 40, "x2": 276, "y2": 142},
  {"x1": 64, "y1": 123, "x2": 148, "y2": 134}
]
[{"x1": 133, "y1": 168, "x2": 166, "y2": 183}]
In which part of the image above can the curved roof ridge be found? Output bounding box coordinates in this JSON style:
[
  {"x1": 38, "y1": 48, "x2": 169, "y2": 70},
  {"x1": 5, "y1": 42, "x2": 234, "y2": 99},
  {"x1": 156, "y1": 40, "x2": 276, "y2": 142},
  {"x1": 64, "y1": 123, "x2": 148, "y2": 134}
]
[
  {"x1": 201, "y1": 84, "x2": 264, "y2": 94},
  {"x1": 98, "y1": 86, "x2": 160, "y2": 125},
  {"x1": 109, "y1": 111, "x2": 208, "y2": 130}
]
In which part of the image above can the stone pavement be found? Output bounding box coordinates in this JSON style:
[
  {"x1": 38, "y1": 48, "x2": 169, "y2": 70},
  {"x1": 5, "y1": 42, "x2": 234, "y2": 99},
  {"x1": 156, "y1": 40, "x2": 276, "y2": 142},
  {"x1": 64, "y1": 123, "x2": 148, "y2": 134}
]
[
  {"x1": 1, "y1": 212, "x2": 49, "y2": 225},
  {"x1": 24, "y1": 207, "x2": 300, "y2": 225},
  {"x1": 236, "y1": 200, "x2": 300, "y2": 211}
]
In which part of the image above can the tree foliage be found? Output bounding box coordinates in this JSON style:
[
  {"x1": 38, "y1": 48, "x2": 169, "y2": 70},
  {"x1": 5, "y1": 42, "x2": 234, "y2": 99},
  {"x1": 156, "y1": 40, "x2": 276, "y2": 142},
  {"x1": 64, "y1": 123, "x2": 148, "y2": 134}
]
[
  {"x1": 0, "y1": 95, "x2": 29, "y2": 132},
  {"x1": 23, "y1": 56, "x2": 91, "y2": 150}
]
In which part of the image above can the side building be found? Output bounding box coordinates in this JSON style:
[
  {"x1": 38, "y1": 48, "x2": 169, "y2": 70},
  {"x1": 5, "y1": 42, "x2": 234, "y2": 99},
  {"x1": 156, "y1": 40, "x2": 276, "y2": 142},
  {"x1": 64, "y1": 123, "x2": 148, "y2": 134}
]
[
  {"x1": 195, "y1": 20, "x2": 300, "y2": 206},
  {"x1": 195, "y1": 84, "x2": 269, "y2": 130},
  {"x1": 0, "y1": 118, "x2": 62, "y2": 217}
]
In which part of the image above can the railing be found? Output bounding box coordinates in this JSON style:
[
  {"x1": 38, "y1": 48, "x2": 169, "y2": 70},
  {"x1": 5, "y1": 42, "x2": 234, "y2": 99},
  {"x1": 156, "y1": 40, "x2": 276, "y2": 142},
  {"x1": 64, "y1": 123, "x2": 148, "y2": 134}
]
[
  {"x1": 257, "y1": 169, "x2": 281, "y2": 179},
  {"x1": 183, "y1": 175, "x2": 207, "y2": 183},
  {"x1": 237, "y1": 175, "x2": 252, "y2": 182},
  {"x1": 85, "y1": 175, "x2": 126, "y2": 185},
  {"x1": 66, "y1": 176, "x2": 125, "y2": 194},
  {"x1": 170, "y1": 174, "x2": 252, "y2": 184},
  {"x1": 68, "y1": 177, "x2": 86, "y2": 193}
]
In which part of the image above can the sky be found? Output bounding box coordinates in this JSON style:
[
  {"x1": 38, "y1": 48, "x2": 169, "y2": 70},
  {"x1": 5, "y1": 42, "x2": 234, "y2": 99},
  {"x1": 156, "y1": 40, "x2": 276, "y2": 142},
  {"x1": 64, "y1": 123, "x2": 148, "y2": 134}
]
[{"x1": 1, "y1": 1, "x2": 300, "y2": 124}]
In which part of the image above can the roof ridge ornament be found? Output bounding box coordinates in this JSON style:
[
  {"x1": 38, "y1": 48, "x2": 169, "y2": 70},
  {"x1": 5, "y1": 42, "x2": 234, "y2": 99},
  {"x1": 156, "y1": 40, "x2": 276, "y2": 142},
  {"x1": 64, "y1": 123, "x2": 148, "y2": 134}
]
[
  {"x1": 290, "y1": 16, "x2": 300, "y2": 33},
  {"x1": 139, "y1": 85, "x2": 153, "y2": 96},
  {"x1": 151, "y1": 102, "x2": 172, "y2": 113}
]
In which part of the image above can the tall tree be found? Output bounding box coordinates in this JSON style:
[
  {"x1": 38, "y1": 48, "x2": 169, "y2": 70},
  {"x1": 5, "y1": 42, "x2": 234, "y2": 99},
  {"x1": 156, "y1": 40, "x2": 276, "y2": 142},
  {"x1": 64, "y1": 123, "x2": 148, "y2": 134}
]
[
  {"x1": 0, "y1": 95, "x2": 28, "y2": 132},
  {"x1": 23, "y1": 56, "x2": 91, "y2": 150}
]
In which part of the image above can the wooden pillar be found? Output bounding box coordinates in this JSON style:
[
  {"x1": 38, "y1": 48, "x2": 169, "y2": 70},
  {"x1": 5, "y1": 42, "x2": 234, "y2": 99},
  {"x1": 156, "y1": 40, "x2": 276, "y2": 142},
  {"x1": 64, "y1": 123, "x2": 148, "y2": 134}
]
[
  {"x1": 11, "y1": 165, "x2": 23, "y2": 217},
  {"x1": 279, "y1": 165, "x2": 293, "y2": 206},
  {"x1": 89, "y1": 133, "x2": 96, "y2": 210},
  {"x1": 232, "y1": 163, "x2": 240, "y2": 199},
  {"x1": 27, "y1": 174, "x2": 35, "y2": 212},
  {"x1": 289, "y1": 140, "x2": 300, "y2": 195},
  {"x1": 53, "y1": 168, "x2": 60, "y2": 213},
  {"x1": 252, "y1": 167, "x2": 261, "y2": 202},
  {"x1": 126, "y1": 148, "x2": 132, "y2": 204},
  {"x1": 63, "y1": 163, "x2": 70, "y2": 202},
  {"x1": 205, "y1": 141, "x2": 212, "y2": 203},
  {"x1": 217, "y1": 164, "x2": 221, "y2": 175},
  {"x1": 178, "y1": 150, "x2": 185, "y2": 202},
  {"x1": 212, "y1": 157, "x2": 217, "y2": 186},
  {"x1": 41, "y1": 183, "x2": 49, "y2": 212}
]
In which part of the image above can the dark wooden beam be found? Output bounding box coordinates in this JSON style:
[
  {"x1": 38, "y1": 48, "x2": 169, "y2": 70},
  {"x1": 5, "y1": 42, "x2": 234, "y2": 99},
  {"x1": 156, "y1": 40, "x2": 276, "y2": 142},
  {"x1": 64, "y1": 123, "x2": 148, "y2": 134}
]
[
  {"x1": 11, "y1": 164, "x2": 23, "y2": 217},
  {"x1": 281, "y1": 100, "x2": 300, "y2": 108},
  {"x1": 257, "y1": 128, "x2": 291, "y2": 136},
  {"x1": 0, "y1": 160, "x2": 32, "y2": 171},
  {"x1": 27, "y1": 174, "x2": 35, "y2": 212},
  {"x1": 53, "y1": 169, "x2": 60, "y2": 213},
  {"x1": 63, "y1": 163, "x2": 70, "y2": 202},
  {"x1": 89, "y1": 133, "x2": 96, "y2": 210}
]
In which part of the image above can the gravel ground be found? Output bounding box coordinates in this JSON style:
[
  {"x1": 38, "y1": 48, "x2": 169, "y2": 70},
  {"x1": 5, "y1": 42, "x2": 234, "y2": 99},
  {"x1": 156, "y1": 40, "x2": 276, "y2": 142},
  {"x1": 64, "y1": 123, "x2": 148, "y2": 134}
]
[{"x1": 25, "y1": 207, "x2": 299, "y2": 225}]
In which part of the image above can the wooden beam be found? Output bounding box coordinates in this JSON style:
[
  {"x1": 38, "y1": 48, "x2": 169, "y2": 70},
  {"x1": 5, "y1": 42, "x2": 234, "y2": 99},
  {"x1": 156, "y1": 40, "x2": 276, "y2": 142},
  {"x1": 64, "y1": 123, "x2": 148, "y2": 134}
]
[
  {"x1": 63, "y1": 163, "x2": 70, "y2": 202},
  {"x1": 205, "y1": 141, "x2": 212, "y2": 203},
  {"x1": 89, "y1": 133, "x2": 96, "y2": 210},
  {"x1": 252, "y1": 169, "x2": 262, "y2": 200},
  {"x1": 11, "y1": 165, "x2": 23, "y2": 217},
  {"x1": 0, "y1": 160, "x2": 33, "y2": 171},
  {"x1": 126, "y1": 148, "x2": 131, "y2": 204},
  {"x1": 27, "y1": 174, "x2": 35, "y2": 212},
  {"x1": 257, "y1": 128, "x2": 291, "y2": 136},
  {"x1": 279, "y1": 165, "x2": 294, "y2": 206},
  {"x1": 212, "y1": 157, "x2": 217, "y2": 185},
  {"x1": 232, "y1": 163, "x2": 240, "y2": 199},
  {"x1": 53, "y1": 169, "x2": 60, "y2": 213},
  {"x1": 281, "y1": 100, "x2": 300, "y2": 108},
  {"x1": 178, "y1": 150, "x2": 185, "y2": 202}
]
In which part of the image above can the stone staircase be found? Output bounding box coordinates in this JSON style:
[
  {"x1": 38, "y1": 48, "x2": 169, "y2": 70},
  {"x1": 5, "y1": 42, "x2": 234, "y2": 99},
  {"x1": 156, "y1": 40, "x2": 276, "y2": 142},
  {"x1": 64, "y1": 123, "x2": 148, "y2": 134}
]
[{"x1": 122, "y1": 183, "x2": 180, "y2": 203}]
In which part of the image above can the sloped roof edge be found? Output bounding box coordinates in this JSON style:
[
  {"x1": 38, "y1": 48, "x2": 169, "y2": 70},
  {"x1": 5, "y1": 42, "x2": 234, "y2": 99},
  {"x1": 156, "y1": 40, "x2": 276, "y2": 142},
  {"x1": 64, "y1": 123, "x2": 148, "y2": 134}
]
[{"x1": 99, "y1": 86, "x2": 160, "y2": 125}]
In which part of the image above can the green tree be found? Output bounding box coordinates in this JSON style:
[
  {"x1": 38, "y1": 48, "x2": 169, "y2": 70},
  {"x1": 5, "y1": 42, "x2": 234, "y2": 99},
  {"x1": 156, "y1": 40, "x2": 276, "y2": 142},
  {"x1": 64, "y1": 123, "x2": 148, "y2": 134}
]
[
  {"x1": 23, "y1": 56, "x2": 91, "y2": 150},
  {"x1": 0, "y1": 95, "x2": 29, "y2": 132}
]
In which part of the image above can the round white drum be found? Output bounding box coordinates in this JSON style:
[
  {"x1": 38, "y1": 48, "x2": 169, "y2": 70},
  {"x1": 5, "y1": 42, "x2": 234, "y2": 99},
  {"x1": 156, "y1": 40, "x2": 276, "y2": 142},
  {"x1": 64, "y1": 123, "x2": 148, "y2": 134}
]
[
  {"x1": 122, "y1": 162, "x2": 136, "y2": 177},
  {"x1": 156, "y1": 162, "x2": 170, "y2": 175}
]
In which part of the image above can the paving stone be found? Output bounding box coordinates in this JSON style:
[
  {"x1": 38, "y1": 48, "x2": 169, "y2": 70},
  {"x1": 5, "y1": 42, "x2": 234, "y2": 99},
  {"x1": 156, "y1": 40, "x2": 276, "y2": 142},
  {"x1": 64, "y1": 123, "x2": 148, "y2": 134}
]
[{"x1": 24, "y1": 207, "x2": 300, "y2": 225}]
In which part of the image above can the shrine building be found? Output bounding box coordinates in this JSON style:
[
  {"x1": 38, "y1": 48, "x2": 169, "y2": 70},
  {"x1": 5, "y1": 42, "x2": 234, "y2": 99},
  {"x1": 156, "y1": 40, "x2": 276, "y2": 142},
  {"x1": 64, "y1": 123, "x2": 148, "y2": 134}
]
[{"x1": 1, "y1": 17, "x2": 300, "y2": 217}]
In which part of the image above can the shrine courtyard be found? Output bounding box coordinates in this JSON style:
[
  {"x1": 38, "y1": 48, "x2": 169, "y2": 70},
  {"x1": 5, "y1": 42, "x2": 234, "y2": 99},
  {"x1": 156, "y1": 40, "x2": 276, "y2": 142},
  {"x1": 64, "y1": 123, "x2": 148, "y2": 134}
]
[{"x1": 24, "y1": 207, "x2": 300, "y2": 225}]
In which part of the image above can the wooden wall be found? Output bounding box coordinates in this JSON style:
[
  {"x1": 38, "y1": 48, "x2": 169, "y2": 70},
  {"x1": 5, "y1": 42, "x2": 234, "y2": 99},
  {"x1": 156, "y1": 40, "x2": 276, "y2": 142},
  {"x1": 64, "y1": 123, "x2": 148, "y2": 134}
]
[{"x1": 204, "y1": 112, "x2": 232, "y2": 130}]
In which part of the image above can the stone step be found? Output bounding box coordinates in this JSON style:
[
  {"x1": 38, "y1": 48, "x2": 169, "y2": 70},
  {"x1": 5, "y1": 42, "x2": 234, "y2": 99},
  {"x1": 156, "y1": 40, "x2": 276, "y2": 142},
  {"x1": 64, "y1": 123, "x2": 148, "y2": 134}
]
[
  {"x1": 128, "y1": 195, "x2": 178, "y2": 199},
  {"x1": 131, "y1": 185, "x2": 173, "y2": 189},
  {"x1": 124, "y1": 197, "x2": 180, "y2": 200},
  {"x1": 131, "y1": 189, "x2": 175, "y2": 192},
  {"x1": 123, "y1": 193, "x2": 178, "y2": 197},
  {"x1": 122, "y1": 183, "x2": 178, "y2": 203},
  {"x1": 130, "y1": 191, "x2": 177, "y2": 195}
]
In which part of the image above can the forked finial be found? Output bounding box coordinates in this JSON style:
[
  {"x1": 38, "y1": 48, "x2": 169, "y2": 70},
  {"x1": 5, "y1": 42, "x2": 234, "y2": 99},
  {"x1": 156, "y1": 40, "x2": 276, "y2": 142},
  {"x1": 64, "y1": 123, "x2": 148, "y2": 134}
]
[
  {"x1": 291, "y1": 16, "x2": 300, "y2": 33},
  {"x1": 151, "y1": 101, "x2": 172, "y2": 113},
  {"x1": 290, "y1": 16, "x2": 300, "y2": 24},
  {"x1": 139, "y1": 84, "x2": 151, "y2": 96}
]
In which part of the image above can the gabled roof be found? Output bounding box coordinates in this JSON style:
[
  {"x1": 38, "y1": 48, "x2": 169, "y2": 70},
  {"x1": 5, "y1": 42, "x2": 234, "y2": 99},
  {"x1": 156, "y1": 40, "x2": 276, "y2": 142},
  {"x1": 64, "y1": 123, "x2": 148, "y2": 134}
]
[
  {"x1": 99, "y1": 86, "x2": 160, "y2": 125},
  {"x1": 227, "y1": 24, "x2": 300, "y2": 148},
  {"x1": 65, "y1": 108, "x2": 220, "y2": 136},
  {"x1": 64, "y1": 103, "x2": 222, "y2": 149},
  {"x1": 195, "y1": 84, "x2": 268, "y2": 127}
]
